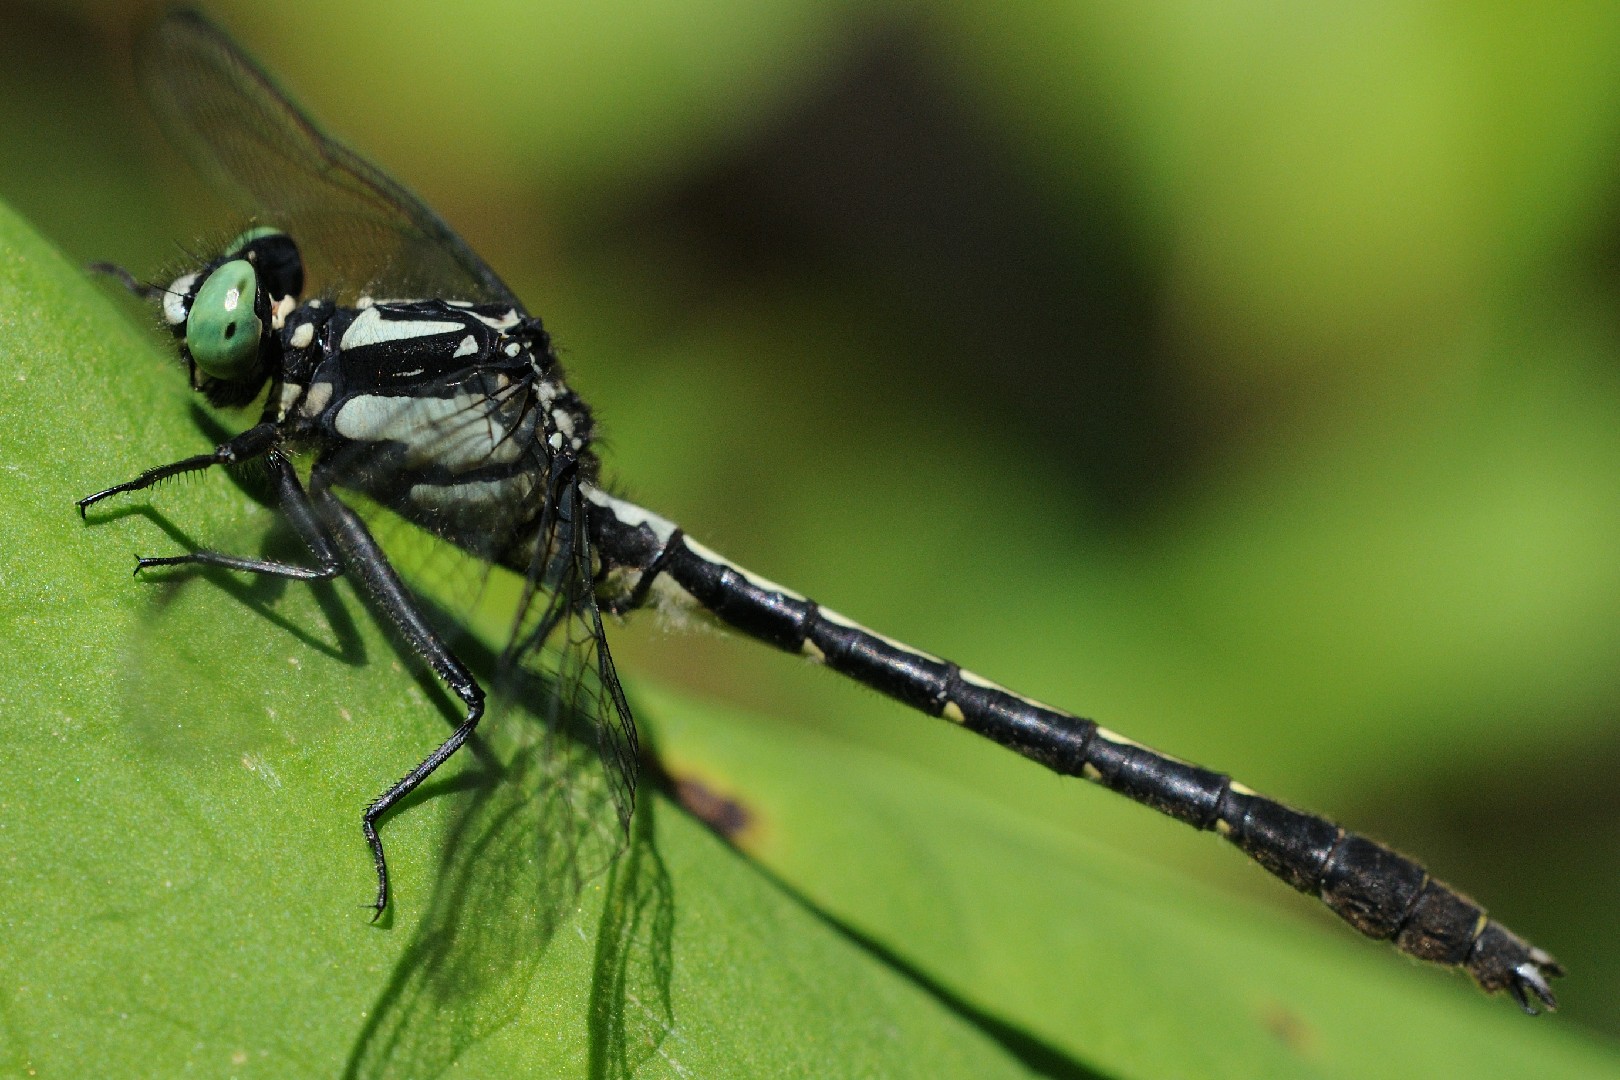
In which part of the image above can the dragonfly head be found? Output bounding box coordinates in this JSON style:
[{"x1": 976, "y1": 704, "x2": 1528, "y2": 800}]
[{"x1": 160, "y1": 227, "x2": 305, "y2": 407}]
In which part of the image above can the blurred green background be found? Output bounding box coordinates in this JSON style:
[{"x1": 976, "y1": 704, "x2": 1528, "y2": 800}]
[{"x1": 3, "y1": 0, "x2": 1618, "y2": 1049}]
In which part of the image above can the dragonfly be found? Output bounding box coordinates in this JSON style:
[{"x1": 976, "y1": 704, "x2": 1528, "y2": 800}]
[{"x1": 79, "y1": 9, "x2": 1563, "y2": 1014}]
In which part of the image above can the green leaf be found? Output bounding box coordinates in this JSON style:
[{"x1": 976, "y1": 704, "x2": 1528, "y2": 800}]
[
  {"x1": 2, "y1": 196, "x2": 1615, "y2": 1080},
  {"x1": 645, "y1": 685, "x2": 1620, "y2": 1079},
  {"x1": 0, "y1": 201, "x2": 1034, "y2": 1078}
]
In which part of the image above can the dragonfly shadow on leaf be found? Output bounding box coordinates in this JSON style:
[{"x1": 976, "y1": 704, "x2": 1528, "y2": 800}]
[
  {"x1": 342, "y1": 650, "x2": 675, "y2": 1080},
  {"x1": 111, "y1": 517, "x2": 378, "y2": 789},
  {"x1": 586, "y1": 794, "x2": 676, "y2": 1080},
  {"x1": 117, "y1": 503, "x2": 367, "y2": 664}
]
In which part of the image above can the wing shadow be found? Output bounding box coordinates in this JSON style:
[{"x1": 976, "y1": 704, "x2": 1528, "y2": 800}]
[{"x1": 341, "y1": 657, "x2": 674, "y2": 1080}]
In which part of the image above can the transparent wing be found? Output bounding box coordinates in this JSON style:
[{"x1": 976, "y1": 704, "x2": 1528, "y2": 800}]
[
  {"x1": 138, "y1": 9, "x2": 522, "y2": 308},
  {"x1": 504, "y1": 469, "x2": 640, "y2": 858},
  {"x1": 316, "y1": 367, "x2": 637, "y2": 852}
]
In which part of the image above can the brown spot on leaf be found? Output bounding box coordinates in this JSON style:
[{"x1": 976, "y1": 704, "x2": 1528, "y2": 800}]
[
  {"x1": 673, "y1": 774, "x2": 755, "y2": 845},
  {"x1": 1261, "y1": 1002, "x2": 1318, "y2": 1057}
]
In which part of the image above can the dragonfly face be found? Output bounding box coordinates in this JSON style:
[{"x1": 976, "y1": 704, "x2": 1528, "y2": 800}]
[{"x1": 158, "y1": 227, "x2": 304, "y2": 406}]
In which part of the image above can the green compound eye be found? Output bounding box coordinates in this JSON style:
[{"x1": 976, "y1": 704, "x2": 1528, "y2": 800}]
[{"x1": 185, "y1": 259, "x2": 262, "y2": 380}]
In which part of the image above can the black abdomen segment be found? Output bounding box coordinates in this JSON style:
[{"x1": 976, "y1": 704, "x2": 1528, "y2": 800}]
[{"x1": 585, "y1": 494, "x2": 1563, "y2": 1013}]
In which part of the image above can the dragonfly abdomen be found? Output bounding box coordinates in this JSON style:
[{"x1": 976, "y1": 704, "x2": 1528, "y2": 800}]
[{"x1": 584, "y1": 485, "x2": 1562, "y2": 1012}]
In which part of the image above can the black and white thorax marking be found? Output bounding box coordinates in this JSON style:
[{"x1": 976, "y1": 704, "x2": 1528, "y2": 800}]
[
  {"x1": 176, "y1": 274, "x2": 599, "y2": 576},
  {"x1": 78, "y1": 10, "x2": 1564, "y2": 1017},
  {"x1": 280, "y1": 298, "x2": 593, "y2": 573}
]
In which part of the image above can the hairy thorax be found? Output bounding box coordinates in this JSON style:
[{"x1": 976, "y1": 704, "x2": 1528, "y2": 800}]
[{"x1": 268, "y1": 296, "x2": 596, "y2": 571}]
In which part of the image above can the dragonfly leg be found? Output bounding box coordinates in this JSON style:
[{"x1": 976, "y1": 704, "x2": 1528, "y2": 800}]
[
  {"x1": 77, "y1": 421, "x2": 279, "y2": 515},
  {"x1": 132, "y1": 451, "x2": 343, "y2": 580},
  {"x1": 308, "y1": 473, "x2": 485, "y2": 916}
]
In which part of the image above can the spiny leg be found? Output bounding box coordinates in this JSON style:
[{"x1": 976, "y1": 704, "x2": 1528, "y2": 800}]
[
  {"x1": 131, "y1": 451, "x2": 343, "y2": 580},
  {"x1": 78, "y1": 423, "x2": 342, "y2": 580},
  {"x1": 78, "y1": 421, "x2": 280, "y2": 516},
  {"x1": 84, "y1": 433, "x2": 486, "y2": 914},
  {"x1": 307, "y1": 471, "x2": 485, "y2": 916}
]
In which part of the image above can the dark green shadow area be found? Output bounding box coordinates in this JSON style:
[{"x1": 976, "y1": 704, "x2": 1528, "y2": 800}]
[{"x1": 648, "y1": 745, "x2": 1103, "y2": 1080}]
